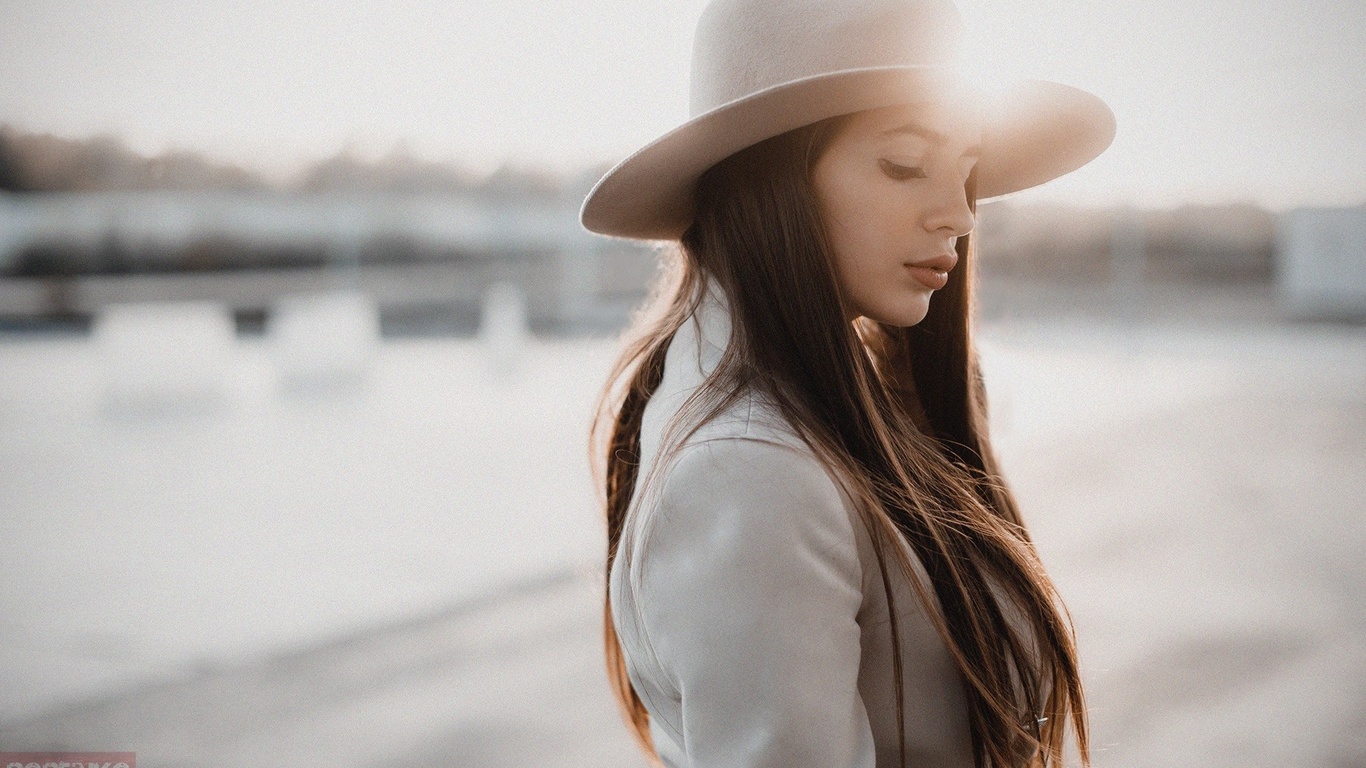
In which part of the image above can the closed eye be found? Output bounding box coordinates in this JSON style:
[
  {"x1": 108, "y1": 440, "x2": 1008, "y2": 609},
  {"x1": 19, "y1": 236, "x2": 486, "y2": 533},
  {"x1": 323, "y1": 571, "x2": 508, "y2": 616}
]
[{"x1": 880, "y1": 159, "x2": 926, "y2": 181}]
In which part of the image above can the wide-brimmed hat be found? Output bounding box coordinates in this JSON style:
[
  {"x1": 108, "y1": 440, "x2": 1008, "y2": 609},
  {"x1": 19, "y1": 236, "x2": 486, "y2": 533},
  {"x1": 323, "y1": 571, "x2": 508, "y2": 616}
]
[{"x1": 580, "y1": 0, "x2": 1116, "y2": 241}]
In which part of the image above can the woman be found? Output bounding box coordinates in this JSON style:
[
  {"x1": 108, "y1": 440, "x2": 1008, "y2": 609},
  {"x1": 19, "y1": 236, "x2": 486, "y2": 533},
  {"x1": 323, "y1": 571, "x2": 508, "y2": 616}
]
[{"x1": 582, "y1": 0, "x2": 1116, "y2": 766}]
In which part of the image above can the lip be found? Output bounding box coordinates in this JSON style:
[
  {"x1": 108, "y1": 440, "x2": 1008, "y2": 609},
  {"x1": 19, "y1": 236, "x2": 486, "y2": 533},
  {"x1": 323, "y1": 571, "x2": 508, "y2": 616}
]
[
  {"x1": 908, "y1": 252, "x2": 958, "y2": 271},
  {"x1": 904, "y1": 252, "x2": 958, "y2": 290}
]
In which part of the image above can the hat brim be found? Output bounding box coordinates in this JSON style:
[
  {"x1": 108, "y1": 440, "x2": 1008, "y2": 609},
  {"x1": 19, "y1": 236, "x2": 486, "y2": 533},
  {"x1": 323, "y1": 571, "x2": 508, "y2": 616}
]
[{"x1": 580, "y1": 66, "x2": 1116, "y2": 241}]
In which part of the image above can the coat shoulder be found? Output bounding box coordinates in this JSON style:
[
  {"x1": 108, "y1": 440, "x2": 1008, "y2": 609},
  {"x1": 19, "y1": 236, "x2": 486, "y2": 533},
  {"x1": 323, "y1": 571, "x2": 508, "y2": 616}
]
[
  {"x1": 685, "y1": 386, "x2": 810, "y2": 450},
  {"x1": 642, "y1": 387, "x2": 860, "y2": 572},
  {"x1": 641, "y1": 433, "x2": 865, "y2": 607}
]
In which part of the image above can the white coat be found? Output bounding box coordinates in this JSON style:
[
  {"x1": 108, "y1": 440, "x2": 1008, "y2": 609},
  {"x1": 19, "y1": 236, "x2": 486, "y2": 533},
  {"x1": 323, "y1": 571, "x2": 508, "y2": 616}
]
[{"x1": 609, "y1": 279, "x2": 975, "y2": 767}]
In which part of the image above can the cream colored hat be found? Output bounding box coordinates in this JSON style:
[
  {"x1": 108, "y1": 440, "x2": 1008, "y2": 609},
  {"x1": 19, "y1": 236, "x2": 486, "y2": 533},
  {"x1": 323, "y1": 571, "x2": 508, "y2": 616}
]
[{"x1": 580, "y1": 0, "x2": 1116, "y2": 241}]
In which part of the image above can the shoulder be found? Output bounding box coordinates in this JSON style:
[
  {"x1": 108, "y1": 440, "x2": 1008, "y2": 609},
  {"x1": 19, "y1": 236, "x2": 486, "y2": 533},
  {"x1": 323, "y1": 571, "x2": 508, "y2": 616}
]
[
  {"x1": 642, "y1": 383, "x2": 858, "y2": 558},
  {"x1": 640, "y1": 433, "x2": 863, "y2": 604},
  {"x1": 628, "y1": 433, "x2": 872, "y2": 719},
  {"x1": 682, "y1": 385, "x2": 811, "y2": 450},
  {"x1": 659, "y1": 434, "x2": 845, "y2": 525}
]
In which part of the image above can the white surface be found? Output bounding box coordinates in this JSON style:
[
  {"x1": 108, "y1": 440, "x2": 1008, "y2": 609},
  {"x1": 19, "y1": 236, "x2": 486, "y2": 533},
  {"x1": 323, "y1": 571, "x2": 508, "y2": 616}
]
[
  {"x1": 269, "y1": 290, "x2": 381, "y2": 387},
  {"x1": 0, "y1": 334, "x2": 615, "y2": 720},
  {"x1": 92, "y1": 301, "x2": 236, "y2": 411},
  {"x1": 479, "y1": 282, "x2": 529, "y2": 379},
  {"x1": 0, "y1": 321, "x2": 1362, "y2": 725}
]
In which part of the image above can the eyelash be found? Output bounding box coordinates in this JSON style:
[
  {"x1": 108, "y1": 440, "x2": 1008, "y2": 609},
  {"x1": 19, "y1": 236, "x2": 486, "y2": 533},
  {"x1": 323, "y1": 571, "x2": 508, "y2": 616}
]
[{"x1": 880, "y1": 159, "x2": 927, "y2": 180}]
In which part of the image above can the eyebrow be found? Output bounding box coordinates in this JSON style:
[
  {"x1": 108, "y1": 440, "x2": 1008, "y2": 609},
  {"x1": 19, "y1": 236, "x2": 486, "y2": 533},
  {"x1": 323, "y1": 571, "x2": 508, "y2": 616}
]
[{"x1": 882, "y1": 122, "x2": 981, "y2": 158}]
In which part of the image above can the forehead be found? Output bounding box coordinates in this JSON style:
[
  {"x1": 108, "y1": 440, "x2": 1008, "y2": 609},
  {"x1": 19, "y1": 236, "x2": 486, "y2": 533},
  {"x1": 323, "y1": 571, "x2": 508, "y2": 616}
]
[{"x1": 838, "y1": 97, "x2": 983, "y2": 148}]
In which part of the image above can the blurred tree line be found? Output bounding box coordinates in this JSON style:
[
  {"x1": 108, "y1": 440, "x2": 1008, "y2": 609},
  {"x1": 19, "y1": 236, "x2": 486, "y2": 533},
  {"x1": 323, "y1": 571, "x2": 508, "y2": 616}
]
[
  {"x1": 0, "y1": 125, "x2": 586, "y2": 198},
  {"x1": 0, "y1": 127, "x2": 266, "y2": 192}
]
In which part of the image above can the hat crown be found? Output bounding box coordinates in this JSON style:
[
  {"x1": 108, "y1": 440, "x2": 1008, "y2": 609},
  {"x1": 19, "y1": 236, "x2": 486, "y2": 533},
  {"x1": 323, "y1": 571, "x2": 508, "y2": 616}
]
[{"x1": 690, "y1": 0, "x2": 965, "y2": 116}]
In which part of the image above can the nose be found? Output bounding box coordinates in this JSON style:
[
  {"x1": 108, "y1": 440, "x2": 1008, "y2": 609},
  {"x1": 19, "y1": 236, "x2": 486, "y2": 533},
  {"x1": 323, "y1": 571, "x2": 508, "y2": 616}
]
[{"x1": 923, "y1": 179, "x2": 976, "y2": 239}]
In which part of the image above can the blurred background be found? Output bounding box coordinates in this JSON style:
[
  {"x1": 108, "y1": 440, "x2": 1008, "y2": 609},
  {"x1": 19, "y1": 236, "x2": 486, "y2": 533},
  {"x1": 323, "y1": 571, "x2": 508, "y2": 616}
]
[{"x1": 0, "y1": 1, "x2": 1362, "y2": 766}]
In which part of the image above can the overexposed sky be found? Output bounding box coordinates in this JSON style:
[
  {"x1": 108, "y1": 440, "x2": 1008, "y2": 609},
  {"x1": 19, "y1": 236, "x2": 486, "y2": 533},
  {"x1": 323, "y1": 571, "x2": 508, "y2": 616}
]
[{"x1": 1, "y1": 0, "x2": 1363, "y2": 208}]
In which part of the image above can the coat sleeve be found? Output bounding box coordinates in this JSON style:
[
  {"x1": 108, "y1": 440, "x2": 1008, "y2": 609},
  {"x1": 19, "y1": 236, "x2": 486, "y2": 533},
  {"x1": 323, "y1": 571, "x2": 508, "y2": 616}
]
[{"x1": 636, "y1": 437, "x2": 877, "y2": 768}]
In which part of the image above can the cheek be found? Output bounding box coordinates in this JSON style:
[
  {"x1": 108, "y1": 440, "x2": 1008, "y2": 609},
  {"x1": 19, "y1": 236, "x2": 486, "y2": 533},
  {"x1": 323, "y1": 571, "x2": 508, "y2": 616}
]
[
  {"x1": 822, "y1": 173, "x2": 886, "y2": 261},
  {"x1": 826, "y1": 185, "x2": 917, "y2": 277}
]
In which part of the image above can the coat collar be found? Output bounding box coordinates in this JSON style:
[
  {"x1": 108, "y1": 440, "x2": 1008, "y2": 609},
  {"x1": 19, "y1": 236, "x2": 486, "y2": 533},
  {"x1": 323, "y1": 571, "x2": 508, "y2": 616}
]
[
  {"x1": 638, "y1": 276, "x2": 734, "y2": 471},
  {"x1": 692, "y1": 275, "x2": 733, "y2": 370},
  {"x1": 657, "y1": 275, "x2": 735, "y2": 392}
]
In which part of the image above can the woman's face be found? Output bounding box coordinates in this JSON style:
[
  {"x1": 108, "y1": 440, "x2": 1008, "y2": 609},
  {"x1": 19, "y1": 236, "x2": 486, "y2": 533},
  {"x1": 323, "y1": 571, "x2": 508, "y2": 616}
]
[{"x1": 811, "y1": 99, "x2": 981, "y2": 327}]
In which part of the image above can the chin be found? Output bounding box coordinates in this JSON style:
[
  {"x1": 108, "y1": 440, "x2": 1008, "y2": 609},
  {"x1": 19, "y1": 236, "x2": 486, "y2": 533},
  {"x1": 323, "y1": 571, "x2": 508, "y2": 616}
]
[{"x1": 863, "y1": 293, "x2": 933, "y2": 328}]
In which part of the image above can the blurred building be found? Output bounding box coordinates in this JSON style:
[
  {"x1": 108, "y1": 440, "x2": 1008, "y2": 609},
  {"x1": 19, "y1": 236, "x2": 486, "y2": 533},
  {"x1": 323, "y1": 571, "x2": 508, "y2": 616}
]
[
  {"x1": 1276, "y1": 206, "x2": 1366, "y2": 321},
  {"x1": 0, "y1": 190, "x2": 656, "y2": 335},
  {"x1": 0, "y1": 127, "x2": 658, "y2": 335},
  {"x1": 975, "y1": 201, "x2": 1276, "y2": 284}
]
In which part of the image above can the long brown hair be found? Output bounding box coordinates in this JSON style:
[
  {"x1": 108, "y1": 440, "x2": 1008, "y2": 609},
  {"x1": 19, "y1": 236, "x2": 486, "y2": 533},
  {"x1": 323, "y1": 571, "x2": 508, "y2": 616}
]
[{"x1": 592, "y1": 114, "x2": 1089, "y2": 768}]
